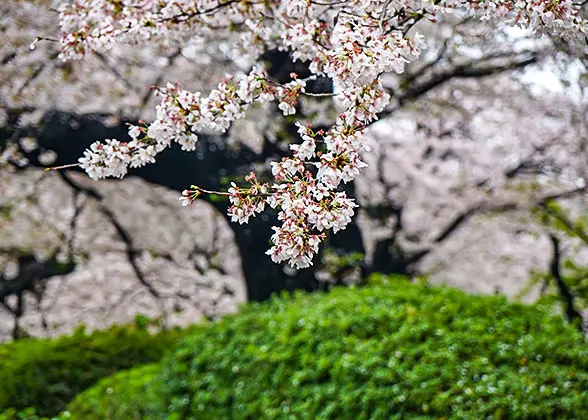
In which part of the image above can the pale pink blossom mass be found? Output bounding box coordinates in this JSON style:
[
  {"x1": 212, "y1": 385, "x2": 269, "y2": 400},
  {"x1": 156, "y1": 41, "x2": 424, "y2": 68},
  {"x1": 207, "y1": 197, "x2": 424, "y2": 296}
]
[{"x1": 61, "y1": 0, "x2": 587, "y2": 268}]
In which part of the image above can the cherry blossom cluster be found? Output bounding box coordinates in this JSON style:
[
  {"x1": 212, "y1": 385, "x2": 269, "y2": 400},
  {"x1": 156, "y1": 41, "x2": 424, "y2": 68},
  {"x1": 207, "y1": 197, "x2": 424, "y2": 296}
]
[
  {"x1": 472, "y1": 0, "x2": 587, "y2": 39},
  {"x1": 79, "y1": 67, "x2": 308, "y2": 179},
  {"x1": 58, "y1": 1, "x2": 586, "y2": 63},
  {"x1": 61, "y1": 0, "x2": 587, "y2": 268},
  {"x1": 227, "y1": 172, "x2": 269, "y2": 224},
  {"x1": 183, "y1": 168, "x2": 357, "y2": 268}
]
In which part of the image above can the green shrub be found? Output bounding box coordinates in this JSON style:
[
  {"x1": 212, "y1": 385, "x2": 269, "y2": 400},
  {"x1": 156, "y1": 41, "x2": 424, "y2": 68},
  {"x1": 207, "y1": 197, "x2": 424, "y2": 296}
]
[
  {"x1": 163, "y1": 279, "x2": 588, "y2": 419},
  {"x1": 0, "y1": 407, "x2": 69, "y2": 420},
  {"x1": 0, "y1": 408, "x2": 46, "y2": 420},
  {"x1": 67, "y1": 279, "x2": 588, "y2": 419},
  {"x1": 65, "y1": 364, "x2": 165, "y2": 420},
  {"x1": 0, "y1": 324, "x2": 183, "y2": 417}
]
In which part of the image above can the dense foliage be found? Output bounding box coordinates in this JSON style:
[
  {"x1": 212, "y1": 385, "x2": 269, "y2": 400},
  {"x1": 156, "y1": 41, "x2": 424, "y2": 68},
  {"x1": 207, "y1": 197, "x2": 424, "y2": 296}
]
[
  {"x1": 66, "y1": 277, "x2": 588, "y2": 419},
  {"x1": 0, "y1": 408, "x2": 68, "y2": 420},
  {"x1": 66, "y1": 364, "x2": 164, "y2": 420},
  {"x1": 0, "y1": 323, "x2": 184, "y2": 416}
]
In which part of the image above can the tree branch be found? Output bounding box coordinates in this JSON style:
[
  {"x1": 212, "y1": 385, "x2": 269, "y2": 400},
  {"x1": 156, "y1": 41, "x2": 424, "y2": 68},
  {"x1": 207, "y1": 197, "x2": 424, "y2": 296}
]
[
  {"x1": 399, "y1": 53, "x2": 538, "y2": 105},
  {"x1": 548, "y1": 234, "x2": 584, "y2": 330},
  {"x1": 433, "y1": 187, "x2": 586, "y2": 245},
  {"x1": 57, "y1": 171, "x2": 168, "y2": 319},
  {"x1": 381, "y1": 51, "x2": 539, "y2": 118},
  {"x1": 0, "y1": 252, "x2": 75, "y2": 301}
]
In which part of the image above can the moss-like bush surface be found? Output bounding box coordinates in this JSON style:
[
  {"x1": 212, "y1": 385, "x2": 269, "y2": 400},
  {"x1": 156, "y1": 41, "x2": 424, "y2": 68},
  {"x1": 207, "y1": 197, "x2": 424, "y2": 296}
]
[
  {"x1": 0, "y1": 324, "x2": 183, "y2": 416},
  {"x1": 65, "y1": 363, "x2": 164, "y2": 419},
  {"x1": 71, "y1": 278, "x2": 588, "y2": 419}
]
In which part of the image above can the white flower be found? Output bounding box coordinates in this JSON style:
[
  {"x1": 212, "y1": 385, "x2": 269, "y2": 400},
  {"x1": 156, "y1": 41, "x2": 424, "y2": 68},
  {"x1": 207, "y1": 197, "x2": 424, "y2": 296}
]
[
  {"x1": 278, "y1": 101, "x2": 296, "y2": 115},
  {"x1": 128, "y1": 125, "x2": 142, "y2": 140},
  {"x1": 19, "y1": 137, "x2": 38, "y2": 153}
]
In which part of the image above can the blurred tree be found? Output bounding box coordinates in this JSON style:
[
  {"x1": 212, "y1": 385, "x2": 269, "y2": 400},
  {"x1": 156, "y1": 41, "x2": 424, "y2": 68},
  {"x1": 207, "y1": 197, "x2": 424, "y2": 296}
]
[{"x1": 0, "y1": 0, "x2": 587, "y2": 337}]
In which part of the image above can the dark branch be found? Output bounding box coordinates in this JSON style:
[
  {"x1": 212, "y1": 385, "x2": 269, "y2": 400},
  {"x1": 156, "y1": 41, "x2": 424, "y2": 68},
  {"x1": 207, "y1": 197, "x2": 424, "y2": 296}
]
[
  {"x1": 379, "y1": 51, "x2": 540, "y2": 119},
  {"x1": 0, "y1": 252, "x2": 75, "y2": 301},
  {"x1": 57, "y1": 171, "x2": 166, "y2": 316},
  {"x1": 548, "y1": 234, "x2": 584, "y2": 329},
  {"x1": 397, "y1": 53, "x2": 538, "y2": 106},
  {"x1": 433, "y1": 187, "x2": 586, "y2": 245}
]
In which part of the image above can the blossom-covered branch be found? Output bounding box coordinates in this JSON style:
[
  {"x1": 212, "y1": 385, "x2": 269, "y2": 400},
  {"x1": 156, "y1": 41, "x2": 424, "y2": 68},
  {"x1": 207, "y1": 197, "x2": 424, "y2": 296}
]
[{"x1": 59, "y1": 0, "x2": 587, "y2": 268}]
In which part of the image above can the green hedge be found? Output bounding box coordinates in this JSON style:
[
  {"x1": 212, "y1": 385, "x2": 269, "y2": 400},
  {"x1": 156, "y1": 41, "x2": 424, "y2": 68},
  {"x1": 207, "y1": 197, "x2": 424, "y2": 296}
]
[
  {"x1": 0, "y1": 408, "x2": 70, "y2": 420},
  {"x1": 65, "y1": 364, "x2": 164, "y2": 419},
  {"x1": 0, "y1": 323, "x2": 183, "y2": 417},
  {"x1": 69, "y1": 278, "x2": 588, "y2": 419}
]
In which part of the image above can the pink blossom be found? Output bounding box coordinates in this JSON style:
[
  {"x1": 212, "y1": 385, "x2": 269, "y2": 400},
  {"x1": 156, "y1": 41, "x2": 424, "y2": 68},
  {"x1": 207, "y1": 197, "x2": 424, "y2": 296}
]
[{"x1": 61, "y1": 0, "x2": 587, "y2": 268}]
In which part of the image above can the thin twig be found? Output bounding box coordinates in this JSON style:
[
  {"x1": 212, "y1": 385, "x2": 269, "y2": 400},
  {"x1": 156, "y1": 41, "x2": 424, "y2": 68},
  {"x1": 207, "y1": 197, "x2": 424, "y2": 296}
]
[{"x1": 45, "y1": 163, "x2": 80, "y2": 171}]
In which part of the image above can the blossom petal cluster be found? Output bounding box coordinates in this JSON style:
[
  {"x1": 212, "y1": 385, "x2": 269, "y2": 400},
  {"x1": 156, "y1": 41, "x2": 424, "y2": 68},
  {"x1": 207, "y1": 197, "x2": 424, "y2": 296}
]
[
  {"x1": 61, "y1": 0, "x2": 587, "y2": 268},
  {"x1": 222, "y1": 170, "x2": 357, "y2": 269}
]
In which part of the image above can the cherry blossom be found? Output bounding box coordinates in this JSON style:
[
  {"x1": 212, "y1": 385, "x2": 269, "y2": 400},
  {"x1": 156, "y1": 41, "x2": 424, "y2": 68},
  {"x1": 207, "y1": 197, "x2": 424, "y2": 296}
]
[{"x1": 57, "y1": 0, "x2": 587, "y2": 268}]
